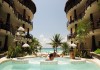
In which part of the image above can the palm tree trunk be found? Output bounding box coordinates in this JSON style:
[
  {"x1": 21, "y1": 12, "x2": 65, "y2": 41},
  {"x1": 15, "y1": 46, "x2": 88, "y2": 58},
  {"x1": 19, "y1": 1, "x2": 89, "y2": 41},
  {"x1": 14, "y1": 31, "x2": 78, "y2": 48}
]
[
  {"x1": 53, "y1": 47, "x2": 55, "y2": 52},
  {"x1": 56, "y1": 46, "x2": 57, "y2": 52}
]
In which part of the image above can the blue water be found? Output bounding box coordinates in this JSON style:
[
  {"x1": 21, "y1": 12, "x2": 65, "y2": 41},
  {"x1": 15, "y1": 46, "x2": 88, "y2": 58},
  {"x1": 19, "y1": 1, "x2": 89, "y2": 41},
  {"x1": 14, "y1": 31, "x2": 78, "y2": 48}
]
[
  {"x1": 0, "y1": 57, "x2": 100, "y2": 70},
  {"x1": 41, "y1": 48, "x2": 62, "y2": 53},
  {"x1": 0, "y1": 48, "x2": 100, "y2": 70}
]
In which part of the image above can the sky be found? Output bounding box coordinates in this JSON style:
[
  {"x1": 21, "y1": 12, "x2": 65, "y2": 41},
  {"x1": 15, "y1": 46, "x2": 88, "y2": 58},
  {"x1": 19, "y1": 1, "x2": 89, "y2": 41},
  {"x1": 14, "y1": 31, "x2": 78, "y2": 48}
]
[{"x1": 31, "y1": 0, "x2": 69, "y2": 48}]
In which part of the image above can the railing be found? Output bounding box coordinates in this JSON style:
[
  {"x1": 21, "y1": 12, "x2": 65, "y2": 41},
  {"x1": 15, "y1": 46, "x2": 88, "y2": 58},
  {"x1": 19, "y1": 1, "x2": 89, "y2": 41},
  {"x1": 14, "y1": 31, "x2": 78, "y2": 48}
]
[
  {"x1": 67, "y1": 10, "x2": 85, "y2": 27},
  {"x1": 85, "y1": 0, "x2": 98, "y2": 10},
  {"x1": 18, "y1": 0, "x2": 36, "y2": 14},
  {"x1": 77, "y1": 10, "x2": 85, "y2": 20},
  {"x1": 90, "y1": 18, "x2": 100, "y2": 30},
  {"x1": 67, "y1": 32, "x2": 77, "y2": 40},
  {"x1": 0, "y1": 17, "x2": 16, "y2": 35},
  {"x1": 25, "y1": 34, "x2": 33, "y2": 39},
  {"x1": 0, "y1": 23, "x2": 10, "y2": 31},
  {"x1": 3, "y1": 0, "x2": 13, "y2": 7},
  {"x1": 91, "y1": 18, "x2": 100, "y2": 29},
  {"x1": 64, "y1": 0, "x2": 82, "y2": 13},
  {"x1": 67, "y1": 19, "x2": 75, "y2": 26},
  {"x1": 3, "y1": 0, "x2": 33, "y2": 27}
]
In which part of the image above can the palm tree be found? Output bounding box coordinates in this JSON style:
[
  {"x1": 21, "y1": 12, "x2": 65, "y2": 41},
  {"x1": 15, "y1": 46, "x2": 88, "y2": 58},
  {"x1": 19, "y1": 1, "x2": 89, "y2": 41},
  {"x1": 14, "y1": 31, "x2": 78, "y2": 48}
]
[
  {"x1": 30, "y1": 37, "x2": 42, "y2": 55},
  {"x1": 50, "y1": 34, "x2": 62, "y2": 52},
  {"x1": 76, "y1": 20, "x2": 91, "y2": 57},
  {"x1": 49, "y1": 41, "x2": 56, "y2": 52},
  {"x1": 61, "y1": 42, "x2": 69, "y2": 55}
]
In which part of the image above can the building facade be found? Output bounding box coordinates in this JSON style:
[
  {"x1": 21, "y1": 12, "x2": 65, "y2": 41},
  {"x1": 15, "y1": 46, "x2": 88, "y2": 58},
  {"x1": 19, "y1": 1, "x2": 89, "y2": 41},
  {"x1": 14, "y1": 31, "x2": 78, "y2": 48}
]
[
  {"x1": 64, "y1": 0, "x2": 100, "y2": 51},
  {"x1": 0, "y1": 0, "x2": 36, "y2": 51}
]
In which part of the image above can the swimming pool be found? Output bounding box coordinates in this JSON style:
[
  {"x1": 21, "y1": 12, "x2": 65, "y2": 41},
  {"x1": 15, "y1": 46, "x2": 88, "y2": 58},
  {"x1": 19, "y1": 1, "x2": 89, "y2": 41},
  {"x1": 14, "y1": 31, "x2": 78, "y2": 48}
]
[{"x1": 0, "y1": 57, "x2": 100, "y2": 70}]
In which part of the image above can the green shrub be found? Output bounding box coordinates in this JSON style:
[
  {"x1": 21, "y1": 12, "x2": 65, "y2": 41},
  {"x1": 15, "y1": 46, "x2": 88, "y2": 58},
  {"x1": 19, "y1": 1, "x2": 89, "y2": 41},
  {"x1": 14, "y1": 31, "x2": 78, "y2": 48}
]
[
  {"x1": 7, "y1": 46, "x2": 23, "y2": 58},
  {"x1": 7, "y1": 46, "x2": 16, "y2": 58},
  {"x1": 61, "y1": 42, "x2": 69, "y2": 55},
  {"x1": 24, "y1": 47, "x2": 32, "y2": 55},
  {"x1": 94, "y1": 49, "x2": 100, "y2": 54}
]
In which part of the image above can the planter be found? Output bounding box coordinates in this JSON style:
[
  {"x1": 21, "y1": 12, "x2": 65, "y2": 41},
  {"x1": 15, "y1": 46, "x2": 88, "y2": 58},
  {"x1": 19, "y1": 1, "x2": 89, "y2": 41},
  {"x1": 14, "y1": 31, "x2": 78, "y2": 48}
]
[
  {"x1": 70, "y1": 51, "x2": 75, "y2": 59},
  {"x1": 90, "y1": 52, "x2": 100, "y2": 59}
]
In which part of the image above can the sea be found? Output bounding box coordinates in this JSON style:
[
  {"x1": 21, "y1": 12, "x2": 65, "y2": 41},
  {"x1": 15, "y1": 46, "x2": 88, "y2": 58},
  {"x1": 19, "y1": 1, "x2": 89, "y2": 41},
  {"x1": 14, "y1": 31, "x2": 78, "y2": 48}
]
[{"x1": 41, "y1": 48, "x2": 63, "y2": 53}]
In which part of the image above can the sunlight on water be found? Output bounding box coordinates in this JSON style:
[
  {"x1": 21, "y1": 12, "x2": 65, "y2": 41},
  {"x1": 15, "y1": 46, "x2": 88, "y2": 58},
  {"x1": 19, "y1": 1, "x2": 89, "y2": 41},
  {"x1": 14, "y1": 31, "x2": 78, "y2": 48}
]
[{"x1": 0, "y1": 57, "x2": 100, "y2": 70}]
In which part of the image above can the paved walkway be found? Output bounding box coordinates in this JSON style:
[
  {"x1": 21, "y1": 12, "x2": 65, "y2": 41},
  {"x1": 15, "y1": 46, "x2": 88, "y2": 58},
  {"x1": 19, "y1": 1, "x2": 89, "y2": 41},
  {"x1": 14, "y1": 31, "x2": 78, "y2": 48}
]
[
  {"x1": 87, "y1": 57, "x2": 100, "y2": 66},
  {"x1": 0, "y1": 57, "x2": 10, "y2": 63}
]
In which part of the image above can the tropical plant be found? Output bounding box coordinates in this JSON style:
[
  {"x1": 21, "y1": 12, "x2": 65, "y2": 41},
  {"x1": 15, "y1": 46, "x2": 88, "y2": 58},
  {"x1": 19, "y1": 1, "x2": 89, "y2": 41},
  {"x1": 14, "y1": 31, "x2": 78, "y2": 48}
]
[
  {"x1": 7, "y1": 46, "x2": 22, "y2": 58},
  {"x1": 61, "y1": 42, "x2": 69, "y2": 55},
  {"x1": 30, "y1": 37, "x2": 42, "y2": 55},
  {"x1": 94, "y1": 49, "x2": 100, "y2": 54},
  {"x1": 50, "y1": 34, "x2": 62, "y2": 52},
  {"x1": 76, "y1": 21, "x2": 91, "y2": 43},
  {"x1": 49, "y1": 41, "x2": 56, "y2": 52},
  {"x1": 76, "y1": 20, "x2": 91, "y2": 57}
]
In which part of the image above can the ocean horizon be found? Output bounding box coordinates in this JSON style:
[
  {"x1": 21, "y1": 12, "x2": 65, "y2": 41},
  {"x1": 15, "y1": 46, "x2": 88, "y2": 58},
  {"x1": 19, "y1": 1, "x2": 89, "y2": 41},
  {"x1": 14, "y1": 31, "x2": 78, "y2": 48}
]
[{"x1": 41, "y1": 48, "x2": 62, "y2": 53}]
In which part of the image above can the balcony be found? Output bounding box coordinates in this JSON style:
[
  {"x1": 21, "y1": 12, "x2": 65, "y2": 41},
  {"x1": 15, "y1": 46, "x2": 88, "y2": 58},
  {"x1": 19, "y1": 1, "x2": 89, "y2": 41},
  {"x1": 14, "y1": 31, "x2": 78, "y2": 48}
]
[
  {"x1": 3, "y1": 0, "x2": 13, "y2": 7},
  {"x1": 85, "y1": 0, "x2": 98, "y2": 10},
  {"x1": 77, "y1": 10, "x2": 85, "y2": 20},
  {"x1": 0, "y1": 22, "x2": 10, "y2": 32},
  {"x1": 0, "y1": 18, "x2": 16, "y2": 35},
  {"x1": 25, "y1": 34, "x2": 33, "y2": 42},
  {"x1": 91, "y1": 18, "x2": 100, "y2": 30},
  {"x1": 64, "y1": 0, "x2": 82, "y2": 13},
  {"x1": 67, "y1": 20, "x2": 74, "y2": 27},
  {"x1": 14, "y1": 9, "x2": 33, "y2": 26},
  {"x1": 3, "y1": 0, "x2": 33, "y2": 27},
  {"x1": 67, "y1": 32, "x2": 77, "y2": 40},
  {"x1": 18, "y1": 0, "x2": 36, "y2": 14},
  {"x1": 67, "y1": 10, "x2": 85, "y2": 27}
]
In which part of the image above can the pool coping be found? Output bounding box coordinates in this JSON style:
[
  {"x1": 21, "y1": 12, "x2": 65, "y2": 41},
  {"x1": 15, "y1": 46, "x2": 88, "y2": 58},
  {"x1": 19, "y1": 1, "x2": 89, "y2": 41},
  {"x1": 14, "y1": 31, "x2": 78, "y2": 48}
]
[
  {"x1": 0, "y1": 55, "x2": 36, "y2": 64},
  {"x1": 0, "y1": 56, "x2": 100, "y2": 67},
  {"x1": 86, "y1": 57, "x2": 100, "y2": 66}
]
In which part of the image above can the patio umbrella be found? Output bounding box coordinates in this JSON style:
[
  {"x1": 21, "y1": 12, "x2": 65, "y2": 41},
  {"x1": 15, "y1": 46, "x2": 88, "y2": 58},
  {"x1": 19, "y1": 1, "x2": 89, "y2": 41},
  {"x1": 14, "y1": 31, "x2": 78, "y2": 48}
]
[
  {"x1": 16, "y1": 32, "x2": 20, "y2": 36},
  {"x1": 22, "y1": 43, "x2": 30, "y2": 48},
  {"x1": 69, "y1": 43, "x2": 77, "y2": 48},
  {"x1": 18, "y1": 26, "x2": 25, "y2": 32}
]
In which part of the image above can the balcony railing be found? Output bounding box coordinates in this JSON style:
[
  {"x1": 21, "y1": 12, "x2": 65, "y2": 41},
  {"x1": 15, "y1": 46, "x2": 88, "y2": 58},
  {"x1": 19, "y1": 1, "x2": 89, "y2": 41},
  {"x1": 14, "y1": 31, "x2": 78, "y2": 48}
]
[
  {"x1": 3, "y1": 0, "x2": 33, "y2": 27},
  {"x1": 77, "y1": 10, "x2": 85, "y2": 20},
  {"x1": 0, "y1": 23, "x2": 10, "y2": 32},
  {"x1": 67, "y1": 10, "x2": 85, "y2": 27},
  {"x1": 3, "y1": 0, "x2": 13, "y2": 7},
  {"x1": 64, "y1": 0, "x2": 82, "y2": 13},
  {"x1": 67, "y1": 32, "x2": 77, "y2": 40},
  {"x1": 67, "y1": 20, "x2": 74, "y2": 27},
  {"x1": 85, "y1": 0, "x2": 98, "y2": 10},
  {"x1": 18, "y1": 0, "x2": 36, "y2": 14},
  {"x1": 91, "y1": 18, "x2": 100, "y2": 29},
  {"x1": 25, "y1": 34, "x2": 33, "y2": 39}
]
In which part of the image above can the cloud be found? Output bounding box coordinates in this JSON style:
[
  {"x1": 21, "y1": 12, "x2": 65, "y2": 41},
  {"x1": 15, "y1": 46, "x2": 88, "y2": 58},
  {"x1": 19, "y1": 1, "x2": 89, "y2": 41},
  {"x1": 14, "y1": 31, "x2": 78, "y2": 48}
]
[{"x1": 39, "y1": 34, "x2": 51, "y2": 48}]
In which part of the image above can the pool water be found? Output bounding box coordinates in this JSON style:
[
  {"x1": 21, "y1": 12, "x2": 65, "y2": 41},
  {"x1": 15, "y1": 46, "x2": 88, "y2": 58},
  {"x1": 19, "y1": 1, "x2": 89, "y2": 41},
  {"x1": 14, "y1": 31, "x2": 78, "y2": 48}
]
[{"x1": 0, "y1": 57, "x2": 100, "y2": 70}]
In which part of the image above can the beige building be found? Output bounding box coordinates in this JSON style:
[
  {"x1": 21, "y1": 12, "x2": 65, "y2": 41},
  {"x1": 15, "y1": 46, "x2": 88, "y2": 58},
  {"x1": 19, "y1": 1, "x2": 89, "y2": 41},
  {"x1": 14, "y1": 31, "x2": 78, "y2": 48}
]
[
  {"x1": 64, "y1": 0, "x2": 100, "y2": 51},
  {"x1": 0, "y1": 0, "x2": 36, "y2": 51}
]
